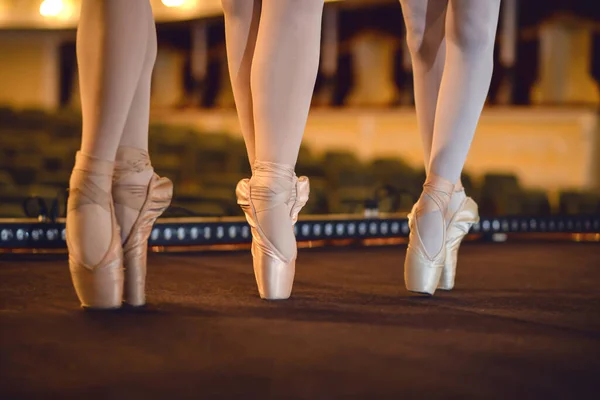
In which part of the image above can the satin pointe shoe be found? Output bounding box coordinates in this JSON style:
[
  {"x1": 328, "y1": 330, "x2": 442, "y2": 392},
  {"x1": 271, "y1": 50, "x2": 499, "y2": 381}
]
[
  {"x1": 236, "y1": 162, "x2": 309, "y2": 300},
  {"x1": 67, "y1": 153, "x2": 123, "y2": 309},
  {"x1": 404, "y1": 177, "x2": 454, "y2": 296},
  {"x1": 438, "y1": 195, "x2": 479, "y2": 291},
  {"x1": 113, "y1": 147, "x2": 173, "y2": 307}
]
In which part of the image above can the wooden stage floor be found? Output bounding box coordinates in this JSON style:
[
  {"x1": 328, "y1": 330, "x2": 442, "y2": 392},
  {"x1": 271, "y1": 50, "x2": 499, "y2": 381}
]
[{"x1": 1, "y1": 242, "x2": 599, "y2": 398}]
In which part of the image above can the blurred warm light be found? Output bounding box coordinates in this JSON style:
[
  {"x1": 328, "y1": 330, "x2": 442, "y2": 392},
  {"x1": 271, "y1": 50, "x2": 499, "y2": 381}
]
[
  {"x1": 162, "y1": 0, "x2": 187, "y2": 7},
  {"x1": 39, "y1": 0, "x2": 64, "y2": 17},
  {"x1": 38, "y1": 0, "x2": 74, "y2": 20}
]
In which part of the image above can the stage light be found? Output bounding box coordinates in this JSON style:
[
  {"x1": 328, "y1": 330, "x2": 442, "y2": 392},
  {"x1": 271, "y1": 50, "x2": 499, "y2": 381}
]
[
  {"x1": 511, "y1": 220, "x2": 519, "y2": 231},
  {"x1": 380, "y1": 222, "x2": 389, "y2": 235},
  {"x1": 401, "y1": 221, "x2": 409, "y2": 234},
  {"x1": 482, "y1": 220, "x2": 490, "y2": 232},
  {"x1": 358, "y1": 223, "x2": 367, "y2": 235},
  {"x1": 301, "y1": 224, "x2": 310, "y2": 237},
  {"x1": 492, "y1": 220, "x2": 500, "y2": 231},
  {"x1": 40, "y1": 0, "x2": 63, "y2": 17},
  {"x1": 228, "y1": 226, "x2": 236, "y2": 239},
  {"x1": 39, "y1": 0, "x2": 73, "y2": 19},
  {"x1": 1, "y1": 229, "x2": 12, "y2": 242},
  {"x1": 369, "y1": 222, "x2": 377, "y2": 235},
  {"x1": 46, "y1": 229, "x2": 58, "y2": 241},
  {"x1": 314, "y1": 223, "x2": 322, "y2": 236},
  {"x1": 17, "y1": 229, "x2": 28, "y2": 241},
  {"x1": 348, "y1": 223, "x2": 356, "y2": 235},
  {"x1": 31, "y1": 229, "x2": 43, "y2": 241},
  {"x1": 162, "y1": 0, "x2": 186, "y2": 7},
  {"x1": 2, "y1": 215, "x2": 599, "y2": 250},
  {"x1": 241, "y1": 225, "x2": 250, "y2": 239},
  {"x1": 529, "y1": 219, "x2": 536, "y2": 230}
]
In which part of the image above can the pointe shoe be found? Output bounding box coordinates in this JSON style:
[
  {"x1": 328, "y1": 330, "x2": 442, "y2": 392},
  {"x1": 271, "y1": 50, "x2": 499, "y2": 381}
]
[
  {"x1": 113, "y1": 148, "x2": 173, "y2": 307},
  {"x1": 438, "y1": 196, "x2": 479, "y2": 291},
  {"x1": 404, "y1": 177, "x2": 454, "y2": 296},
  {"x1": 67, "y1": 153, "x2": 123, "y2": 309},
  {"x1": 236, "y1": 165, "x2": 309, "y2": 300}
]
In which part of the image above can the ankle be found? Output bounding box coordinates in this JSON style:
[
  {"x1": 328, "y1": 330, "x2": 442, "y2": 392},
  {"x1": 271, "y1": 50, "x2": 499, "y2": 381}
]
[
  {"x1": 114, "y1": 146, "x2": 153, "y2": 185},
  {"x1": 449, "y1": 189, "x2": 466, "y2": 204},
  {"x1": 70, "y1": 151, "x2": 114, "y2": 192},
  {"x1": 447, "y1": 189, "x2": 467, "y2": 220},
  {"x1": 112, "y1": 147, "x2": 154, "y2": 213},
  {"x1": 248, "y1": 161, "x2": 297, "y2": 217},
  {"x1": 417, "y1": 174, "x2": 454, "y2": 215},
  {"x1": 250, "y1": 161, "x2": 295, "y2": 192}
]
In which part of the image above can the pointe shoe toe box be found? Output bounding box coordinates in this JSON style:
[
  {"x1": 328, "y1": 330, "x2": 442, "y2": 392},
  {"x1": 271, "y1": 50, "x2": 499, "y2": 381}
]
[
  {"x1": 404, "y1": 210, "x2": 445, "y2": 296},
  {"x1": 404, "y1": 244, "x2": 444, "y2": 295},
  {"x1": 69, "y1": 246, "x2": 124, "y2": 309}
]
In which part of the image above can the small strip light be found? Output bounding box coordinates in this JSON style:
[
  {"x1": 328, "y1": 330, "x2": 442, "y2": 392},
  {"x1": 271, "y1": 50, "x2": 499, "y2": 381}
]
[{"x1": 1, "y1": 215, "x2": 599, "y2": 249}]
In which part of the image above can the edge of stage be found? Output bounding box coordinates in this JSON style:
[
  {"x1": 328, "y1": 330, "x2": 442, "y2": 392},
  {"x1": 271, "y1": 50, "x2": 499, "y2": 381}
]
[{"x1": 1, "y1": 213, "x2": 599, "y2": 253}]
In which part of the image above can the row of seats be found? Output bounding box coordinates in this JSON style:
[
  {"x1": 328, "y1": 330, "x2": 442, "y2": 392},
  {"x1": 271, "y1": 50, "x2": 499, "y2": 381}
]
[{"x1": 1, "y1": 107, "x2": 599, "y2": 218}]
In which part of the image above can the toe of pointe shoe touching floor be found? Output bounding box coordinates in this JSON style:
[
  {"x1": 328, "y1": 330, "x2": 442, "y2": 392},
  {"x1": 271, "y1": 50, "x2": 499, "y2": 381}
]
[
  {"x1": 439, "y1": 193, "x2": 479, "y2": 291},
  {"x1": 237, "y1": 161, "x2": 309, "y2": 300},
  {"x1": 113, "y1": 147, "x2": 173, "y2": 307}
]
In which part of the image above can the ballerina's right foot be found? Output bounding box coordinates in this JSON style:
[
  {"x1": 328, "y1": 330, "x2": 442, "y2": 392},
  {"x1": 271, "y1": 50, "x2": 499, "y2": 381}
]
[
  {"x1": 66, "y1": 152, "x2": 123, "y2": 309},
  {"x1": 404, "y1": 174, "x2": 454, "y2": 296},
  {"x1": 236, "y1": 161, "x2": 309, "y2": 300},
  {"x1": 113, "y1": 146, "x2": 173, "y2": 307},
  {"x1": 438, "y1": 186, "x2": 479, "y2": 291}
]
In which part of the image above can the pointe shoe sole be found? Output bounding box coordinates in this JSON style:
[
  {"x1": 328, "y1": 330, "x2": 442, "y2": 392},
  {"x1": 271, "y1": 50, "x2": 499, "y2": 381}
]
[{"x1": 252, "y1": 243, "x2": 296, "y2": 300}]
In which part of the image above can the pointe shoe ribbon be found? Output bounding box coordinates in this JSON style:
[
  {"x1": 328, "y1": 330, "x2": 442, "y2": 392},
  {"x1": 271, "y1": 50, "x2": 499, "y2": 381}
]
[
  {"x1": 236, "y1": 178, "x2": 288, "y2": 262},
  {"x1": 290, "y1": 176, "x2": 310, "y2": 224}
]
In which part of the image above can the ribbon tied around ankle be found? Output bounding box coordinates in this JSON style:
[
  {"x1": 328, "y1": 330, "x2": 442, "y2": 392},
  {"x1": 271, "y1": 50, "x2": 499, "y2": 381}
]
[{"x1": 250, "y1": 161, "x2": 296, "y2": 213}]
